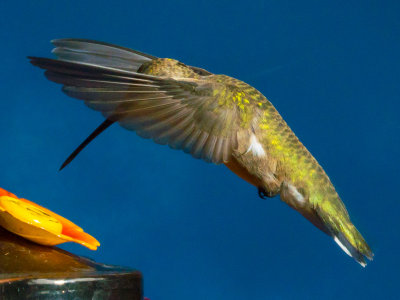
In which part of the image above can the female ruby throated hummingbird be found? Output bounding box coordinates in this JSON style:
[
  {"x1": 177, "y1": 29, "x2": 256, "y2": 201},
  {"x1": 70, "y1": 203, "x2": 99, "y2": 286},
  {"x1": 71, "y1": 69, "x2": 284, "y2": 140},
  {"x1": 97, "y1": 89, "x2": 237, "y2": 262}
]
[{"x1": 29, "y1": 39, "x2": 373, "y2": 266}]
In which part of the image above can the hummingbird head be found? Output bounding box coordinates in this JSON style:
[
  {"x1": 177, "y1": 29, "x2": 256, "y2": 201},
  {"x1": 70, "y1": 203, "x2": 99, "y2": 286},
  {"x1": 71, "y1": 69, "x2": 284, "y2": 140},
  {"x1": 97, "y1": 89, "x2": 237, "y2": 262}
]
[{"x1": 137, "y1": 58, "x2": 200, "y2": 79}]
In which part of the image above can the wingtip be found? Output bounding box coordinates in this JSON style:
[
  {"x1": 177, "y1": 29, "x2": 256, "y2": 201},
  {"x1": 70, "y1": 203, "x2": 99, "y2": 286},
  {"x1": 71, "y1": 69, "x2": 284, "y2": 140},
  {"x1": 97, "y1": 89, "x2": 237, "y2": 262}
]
[
  {"x1": 27, "y1": 56, "x2": 37, "y2": 63},
  {"x1": 27, "y1": 56, "x2": 45, "y2": 67},
  {"x1": 51, "y1": 38, "x2": 72, "y2": 45}
]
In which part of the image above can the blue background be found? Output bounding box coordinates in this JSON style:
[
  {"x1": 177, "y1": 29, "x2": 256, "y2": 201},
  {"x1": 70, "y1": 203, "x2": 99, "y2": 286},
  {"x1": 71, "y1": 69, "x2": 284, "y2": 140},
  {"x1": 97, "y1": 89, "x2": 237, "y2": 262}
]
[{"x1": 1, "y1": 1, "x2": 399, "y2": 299}]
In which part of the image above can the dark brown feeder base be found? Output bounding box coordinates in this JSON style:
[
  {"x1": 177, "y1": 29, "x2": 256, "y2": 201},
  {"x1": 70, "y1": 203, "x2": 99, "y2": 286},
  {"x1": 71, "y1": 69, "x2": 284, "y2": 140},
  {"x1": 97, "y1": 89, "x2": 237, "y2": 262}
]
[{"x1": 0, "y1": 227, "x2": 142, "y2": 299}]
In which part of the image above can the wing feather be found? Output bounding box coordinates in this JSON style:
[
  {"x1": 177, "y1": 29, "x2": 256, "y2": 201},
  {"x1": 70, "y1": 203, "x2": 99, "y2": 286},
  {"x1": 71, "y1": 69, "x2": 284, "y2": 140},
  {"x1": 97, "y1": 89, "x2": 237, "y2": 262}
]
[
  {"x1": 52, "y1": 38, "x2": 154, "y2": 72},
  {"x1": 29, "y1": 39, "x2": 259, "y2": 164}
]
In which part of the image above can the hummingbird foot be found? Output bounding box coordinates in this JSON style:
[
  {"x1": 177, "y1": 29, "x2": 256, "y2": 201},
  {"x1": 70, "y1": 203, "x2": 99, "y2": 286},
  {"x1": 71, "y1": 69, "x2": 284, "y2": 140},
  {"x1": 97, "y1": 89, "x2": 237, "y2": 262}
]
[
  {"x1": 258, "y1": 186, "x2": 279, "y2": 199},
  {"x1": 258, "y1": 187, "x2": 269, "y2": 199}
]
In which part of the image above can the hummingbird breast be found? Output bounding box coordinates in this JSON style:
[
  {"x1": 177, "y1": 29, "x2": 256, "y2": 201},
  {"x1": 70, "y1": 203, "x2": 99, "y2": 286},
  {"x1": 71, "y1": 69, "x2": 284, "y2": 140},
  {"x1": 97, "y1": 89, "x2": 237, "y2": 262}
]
[
  {"x1": 230, "y1": 98, "x2": 336, "y2": 209},
  {"x1": 261, "y1": 108, "x2": 338, "y2": 209}
]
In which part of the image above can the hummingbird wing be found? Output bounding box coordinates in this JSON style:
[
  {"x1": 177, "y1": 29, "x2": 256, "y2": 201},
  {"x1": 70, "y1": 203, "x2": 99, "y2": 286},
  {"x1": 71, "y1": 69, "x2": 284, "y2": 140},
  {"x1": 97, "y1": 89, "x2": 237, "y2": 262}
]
[
  {"x1": 51, "y1": 38, "x2": 212, "y2": 76},
  {"x1": 50, "y1": 38, "x2": 156, "y2": 70},
  {"x1": 29, "y1": 40, "x2": 249, "y2": 165}
]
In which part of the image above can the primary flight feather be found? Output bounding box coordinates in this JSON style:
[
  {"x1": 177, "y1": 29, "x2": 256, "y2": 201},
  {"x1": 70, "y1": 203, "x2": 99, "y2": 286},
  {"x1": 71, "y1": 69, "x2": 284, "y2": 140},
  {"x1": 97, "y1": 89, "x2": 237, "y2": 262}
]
[{"x1": 29, "y1": 39, "x2": 373, "y2": 266}]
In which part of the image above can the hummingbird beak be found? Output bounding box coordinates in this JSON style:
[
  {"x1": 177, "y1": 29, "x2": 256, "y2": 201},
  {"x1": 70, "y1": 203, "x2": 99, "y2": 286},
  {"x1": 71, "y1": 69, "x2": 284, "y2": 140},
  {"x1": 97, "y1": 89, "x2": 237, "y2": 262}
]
[{"x1": 59, "y1": 119, "x2": 115, "y2": 170}]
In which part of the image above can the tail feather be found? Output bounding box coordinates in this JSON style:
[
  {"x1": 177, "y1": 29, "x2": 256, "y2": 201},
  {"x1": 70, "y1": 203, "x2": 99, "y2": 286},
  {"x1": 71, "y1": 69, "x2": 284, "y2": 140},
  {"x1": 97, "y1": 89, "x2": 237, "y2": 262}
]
[
  {"x1": 333, "y1": 231, "x2": 372, "y2": 267},
  {"x1": 316, "y1": 206, "x2": 373, "y2": 267}
]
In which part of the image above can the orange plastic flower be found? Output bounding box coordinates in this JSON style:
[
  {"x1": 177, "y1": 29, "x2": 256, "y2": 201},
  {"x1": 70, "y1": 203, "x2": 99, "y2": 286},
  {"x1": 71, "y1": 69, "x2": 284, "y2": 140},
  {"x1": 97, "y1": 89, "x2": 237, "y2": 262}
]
[{"x1": 0, "y1": 187, "x2": 100, "y2": 250}]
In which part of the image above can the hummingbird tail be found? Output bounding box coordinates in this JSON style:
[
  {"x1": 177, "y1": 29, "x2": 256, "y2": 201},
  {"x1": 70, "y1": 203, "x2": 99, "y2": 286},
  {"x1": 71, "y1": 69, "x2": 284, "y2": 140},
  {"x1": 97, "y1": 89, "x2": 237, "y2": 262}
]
[
  {"x1": 332, "y1": 225, "x2": 373, "y2": 267},
  {"x1": 316, "y1": 206, "x2": 373, "y2": 267}
]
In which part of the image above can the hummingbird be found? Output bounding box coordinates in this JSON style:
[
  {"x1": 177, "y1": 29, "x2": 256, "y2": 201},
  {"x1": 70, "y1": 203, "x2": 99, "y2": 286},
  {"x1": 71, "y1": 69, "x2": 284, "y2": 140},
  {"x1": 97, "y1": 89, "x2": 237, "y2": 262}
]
[{"x1": 29, "y1": 39, "x2": 373, "y2": 266}]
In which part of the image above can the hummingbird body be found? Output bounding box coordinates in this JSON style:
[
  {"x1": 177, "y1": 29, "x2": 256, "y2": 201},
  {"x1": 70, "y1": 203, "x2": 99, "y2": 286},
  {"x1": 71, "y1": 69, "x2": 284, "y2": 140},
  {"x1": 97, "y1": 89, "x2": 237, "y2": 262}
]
[{"x1": 29, "y1": 39, "x2": 373, "y2": 266}]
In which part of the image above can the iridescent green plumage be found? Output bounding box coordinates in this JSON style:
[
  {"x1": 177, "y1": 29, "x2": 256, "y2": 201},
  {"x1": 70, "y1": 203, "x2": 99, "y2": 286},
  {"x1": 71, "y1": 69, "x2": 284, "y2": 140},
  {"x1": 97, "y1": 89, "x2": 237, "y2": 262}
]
[{"x1": 29, "y1": 39, "x2": 373, "y2": 266}]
